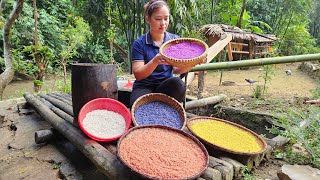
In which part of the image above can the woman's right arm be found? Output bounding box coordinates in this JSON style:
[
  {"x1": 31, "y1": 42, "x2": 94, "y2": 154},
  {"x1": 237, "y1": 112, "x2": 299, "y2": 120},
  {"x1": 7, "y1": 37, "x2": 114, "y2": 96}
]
[{"x1": 132, "y1": 54, "x2": 168, "y2": 80}]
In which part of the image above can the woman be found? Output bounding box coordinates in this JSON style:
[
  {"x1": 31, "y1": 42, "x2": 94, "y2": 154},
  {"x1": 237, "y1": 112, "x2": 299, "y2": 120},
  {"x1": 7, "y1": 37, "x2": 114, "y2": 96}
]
[{"x1": 129, "y1": 0, "x2": 198, "y2": 107}]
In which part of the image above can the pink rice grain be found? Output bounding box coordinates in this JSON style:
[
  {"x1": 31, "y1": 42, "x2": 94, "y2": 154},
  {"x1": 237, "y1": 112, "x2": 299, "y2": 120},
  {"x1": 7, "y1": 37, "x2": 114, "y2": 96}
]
[
  {"x1": 119, "y1": 128, "x2": 207, "y2": 179},
  {"x1": 163, "y1": 42, "x2": 205, "y2": 59}
]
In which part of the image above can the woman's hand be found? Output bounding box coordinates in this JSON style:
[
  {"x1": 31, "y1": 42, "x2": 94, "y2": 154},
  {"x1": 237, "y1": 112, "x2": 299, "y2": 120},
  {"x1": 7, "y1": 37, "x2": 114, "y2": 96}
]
[
  {"x1": 153, "y1": 53, "x2": 169, "y2": 65},
  {"x1": 132, "y1": 53, "x2": 169, "y2": 80},
  {"x1": 173, "y1": 54, "x2": 208, "y2": 75}
]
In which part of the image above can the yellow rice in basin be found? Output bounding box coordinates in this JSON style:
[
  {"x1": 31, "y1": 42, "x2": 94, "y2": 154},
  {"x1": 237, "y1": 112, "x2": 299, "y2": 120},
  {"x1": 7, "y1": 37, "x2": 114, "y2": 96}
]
[{"x1": 189, "y1": 121, "x2": 261, "y2": 153}]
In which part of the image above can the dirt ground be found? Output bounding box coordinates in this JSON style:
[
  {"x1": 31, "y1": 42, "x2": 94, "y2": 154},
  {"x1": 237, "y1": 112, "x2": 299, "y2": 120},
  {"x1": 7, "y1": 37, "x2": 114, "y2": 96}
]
[
  {"x1": 187, "y1": 62, "x2": 318, "y2": 112},
  {"x1": 189, "y1": 63, "x2": 316, "y2": 98}
]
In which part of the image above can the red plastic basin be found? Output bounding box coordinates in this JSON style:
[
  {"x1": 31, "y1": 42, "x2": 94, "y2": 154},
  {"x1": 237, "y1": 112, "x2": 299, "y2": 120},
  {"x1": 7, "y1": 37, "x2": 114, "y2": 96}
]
[{"x1": 78, "y1": 98, "x2": 132, "y2": 142}]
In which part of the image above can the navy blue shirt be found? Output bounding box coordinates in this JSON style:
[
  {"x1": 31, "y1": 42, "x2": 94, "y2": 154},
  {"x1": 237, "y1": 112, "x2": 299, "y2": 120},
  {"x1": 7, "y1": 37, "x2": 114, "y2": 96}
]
[{"x1": 131, "y1": 31, "x2": 179, "y2": 89}]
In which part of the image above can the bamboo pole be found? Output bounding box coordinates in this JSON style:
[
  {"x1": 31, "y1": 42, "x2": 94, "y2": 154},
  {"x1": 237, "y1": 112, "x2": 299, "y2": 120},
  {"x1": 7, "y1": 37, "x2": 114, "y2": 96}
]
[
  {"x1": 39, "y1": 97, "x2": 74, "y2": 125},
  {"x1": 39, "y1": 94, "x2": 74, "y2": 116},
  {"x1": 47, "y1": 93, "x2": 72, "y2": 106},
  {"x1": 53, "y1": 92, "x2": 72, "y2": 102},
  {"x1": 191, "y1": 53, "x2": 320, "y2": 72}
]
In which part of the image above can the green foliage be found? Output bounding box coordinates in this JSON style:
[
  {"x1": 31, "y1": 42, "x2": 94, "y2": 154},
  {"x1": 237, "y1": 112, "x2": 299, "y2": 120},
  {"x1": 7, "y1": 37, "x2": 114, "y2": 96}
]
[
  {"x1": 78, "y1": 39, "x2": 111, "y2": 64},
  {"x1": 259, "y1": 65, "x2": 275, "y2": 96},
  {"x1": 252, "y1": 85, "x2": 263, "y2": 99},
  {"x1": 167, "y1": 0, "x2": 202, "y2": 36},
  {"x1": 1, "y1": 0, "x2": 319, "y2": 79},
  {"x1": 311, "y1": 81, "x2": 320, "y2": 98},
  {"x1": 49, "y1": 161, "x2": 62, "y2": 169},
  {"x1": 214, "y1": 0, "x2": 242, "y2": 24},
  {"x1": 221, "y1": 9, "x2": 272, "y2": 34},
  {"x1": 269, "y1": 108, "x2": 320, "y2": 168},
  {"x1": 0, "y1": 57, "x2": 4, "y2": 71},
  {"x1": 241, "y1": 166, "x2": 255, "y2": 180},
  {"x1": 54, "y1": 79, "x2": 71, "y2": 93},
  {"x1": 185, "y1": 29, "x2": 206, "y2": 41},
  {"x1": 59, "y1": 15, "x2": 92, "y2": 63},
  {"x1": 13, "y1": 58, "x2": 38, "y2": 77},
  {"x1": 22, "y1": 45, "x2": 54, "y2": 64},
  {"x1": 280, "y1": 24, "x2": 318, "y2": 55},
  {"x1": 247, "y1": 0, "x2": 318, "y2": 56},
  {"x1": 33, "y1": 79, "x2": 43, "y2": 87},
  {"x1": 309, "y1": 0, "x2": 320, "y2": 45}
]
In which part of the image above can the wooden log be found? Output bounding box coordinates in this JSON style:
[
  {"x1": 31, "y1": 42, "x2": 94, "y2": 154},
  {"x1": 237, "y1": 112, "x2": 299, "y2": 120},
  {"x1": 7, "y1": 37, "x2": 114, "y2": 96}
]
[
  {"x1": 208, "y1": 156, "x2": 234, "y2": 180},
  {"x1": 104, "y1": 144, "x2": 117, "y2": 156},
  {"x1": 200, "y1": 167, "x2": 222, "y2": 180},
  {"x1": 305, "y1": 99, "x2": 320, "y2": 104},
  {"x1": 232, "y1": 154, "x2": 261, "y2": 171},
  {"x1": 35, "y1": 128, "x2": 56, "y2": 144},
  {"x1": 219, "y1": 157, "x2": 245, "y2": 179},
  {"x1": 186, "y1": 112, "x2": 198, "y2": 119},
  {"x1": 227, "y1": 43, "x2": 233, "y2": 61},
  {"x1": 271, "y1": 135, "x2": 290, "y2": 148},
  {"x1": 197, "y1": 177, "x2": 207, "y2": 180},
  {"x1": 47, "y1": 93, "x2": 72, "y2": 106},
  {"x1": 24, "y1": 93, "x2": 136, "y2": 180},
  {"x1": 39, "y1": 94, "x2": 74, "y2": 117},
  {"x1": 53, "y1": 92, "x2": 72, "y2": 102},
  {"x1": 264, "y1": 145, "x2": 273, "y2": 161},
  {"x1": 185, "y1": 94, "x2": 227, "y2": 110},
  {"x1": 39, "y1": 98, "x2": 74, "y2": 125},
  {"x1": 197, "y1": 71, "x2": 205, "y2": 99},
  {"x1": 35, "y1": 129, "x2": 121, "y2": 160}
]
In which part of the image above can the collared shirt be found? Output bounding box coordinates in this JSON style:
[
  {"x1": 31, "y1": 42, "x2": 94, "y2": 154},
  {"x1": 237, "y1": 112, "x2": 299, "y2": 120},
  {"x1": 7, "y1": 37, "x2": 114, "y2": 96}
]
[{"x1": 131, "y1": 31, "x2": 179, "y2": 89}]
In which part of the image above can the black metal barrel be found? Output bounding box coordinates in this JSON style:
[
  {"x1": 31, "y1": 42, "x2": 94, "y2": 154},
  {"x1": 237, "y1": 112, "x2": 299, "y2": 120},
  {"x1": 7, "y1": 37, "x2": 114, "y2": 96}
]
[{"x1": 71, "y1": 63, "x2": 118, "y2": 126}]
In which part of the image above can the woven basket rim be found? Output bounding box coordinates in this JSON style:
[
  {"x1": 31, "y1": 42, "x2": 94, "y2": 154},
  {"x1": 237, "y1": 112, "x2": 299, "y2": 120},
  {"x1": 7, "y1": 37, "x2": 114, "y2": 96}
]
[
  {"x1": 117, "y1": 125, "x2": 209, "y2": 180},
  {"x1": 159, "y1": 38, "x2": 209, "y2": 62},
  {"x1": 131, "y1": 93, "x2": 187, "y2": 130},
  {"x1": 187, "y1": 116, "x2": 268, "y2": 156}
]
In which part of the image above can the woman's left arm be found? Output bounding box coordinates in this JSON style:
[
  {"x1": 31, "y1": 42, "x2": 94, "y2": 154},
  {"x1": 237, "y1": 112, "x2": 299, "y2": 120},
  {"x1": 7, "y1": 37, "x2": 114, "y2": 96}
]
[
  {"x1": 173, "y1": 66, "x2": 193, "y2": 75},
  {"x1": 172, "y1": 55, "x2": 207, "y2": 75}
]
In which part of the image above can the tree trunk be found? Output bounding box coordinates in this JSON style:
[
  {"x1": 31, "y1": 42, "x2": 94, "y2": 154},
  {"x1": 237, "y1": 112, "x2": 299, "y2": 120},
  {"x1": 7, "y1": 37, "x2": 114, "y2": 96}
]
[
  {"x1": 63, "y1": 62, "x2": 67, "y2": 86},
  {"x1": 185, "y1": 94, "x2": 227, "y2": 110},
  {"x1": 277, "y1": 12, "x2": 294, "y2": 50},
  {"x1": 113, "y1": 41, "x2": 128, "y2": 58},
  {"x1": 0, "y1": 0, "x2": 24, "y2": 100},
  {"x1": 34, "y1": 62, "x2": 45, "y2": 92},
  {"x1": 32, "y1": 0, "x2": 44, "y2": 93},
  {"x1": 236, "y1": 0, "x2": 246, "y2": 28},
  {"x1": 109, "y1": 40, "x2": 115, "y2": 64},
  {"x1": 197, "y1": 71, "x2": 205, "y2": 99}
]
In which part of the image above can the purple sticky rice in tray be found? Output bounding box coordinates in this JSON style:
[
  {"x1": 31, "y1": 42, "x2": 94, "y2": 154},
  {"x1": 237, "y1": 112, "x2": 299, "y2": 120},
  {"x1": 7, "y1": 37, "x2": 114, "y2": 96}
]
[
  {"x1": 134, "y1": 101, "x2": 183, "y2": 129},
  {"x1": 163, "y1": 42, "x2": 205, "y2": 59}
]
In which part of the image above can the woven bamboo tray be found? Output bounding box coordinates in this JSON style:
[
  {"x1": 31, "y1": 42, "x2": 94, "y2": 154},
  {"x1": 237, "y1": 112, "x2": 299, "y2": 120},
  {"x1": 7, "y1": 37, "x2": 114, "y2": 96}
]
[
  {"x1": 117, "y1": 125, "x2": 209, "y2": 180},
  {"x1": 131, "y1": 93, "x2": 186, "y2": 130},
  {"x1": 159, "y1": 38, "x2": 208, "y2": 68},
  {"x1": 187, "y1": 116, "x2": 267, "y2": 156}
]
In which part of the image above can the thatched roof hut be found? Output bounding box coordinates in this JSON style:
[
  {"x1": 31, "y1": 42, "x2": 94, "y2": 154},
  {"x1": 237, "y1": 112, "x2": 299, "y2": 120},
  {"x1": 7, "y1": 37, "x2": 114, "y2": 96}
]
[
  {"x1": 200, "y1": 24, "x2": 278, "y2": 43},
  {"x1": 200, "y1": 24, "x2": 278, "y2": 60}
]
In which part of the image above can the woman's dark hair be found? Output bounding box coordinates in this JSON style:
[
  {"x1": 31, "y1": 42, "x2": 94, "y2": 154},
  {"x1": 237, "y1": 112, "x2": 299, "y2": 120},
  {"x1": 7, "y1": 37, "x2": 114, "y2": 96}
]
[{"x1": 144, "y1": 0, "x2": 169, "y2": 17}]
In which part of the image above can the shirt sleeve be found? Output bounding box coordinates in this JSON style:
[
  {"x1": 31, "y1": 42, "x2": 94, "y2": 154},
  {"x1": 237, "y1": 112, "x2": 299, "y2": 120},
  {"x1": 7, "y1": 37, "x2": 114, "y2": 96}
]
[{"x1": 131, "y1": 40, "x2": 144, "y2": 62}]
